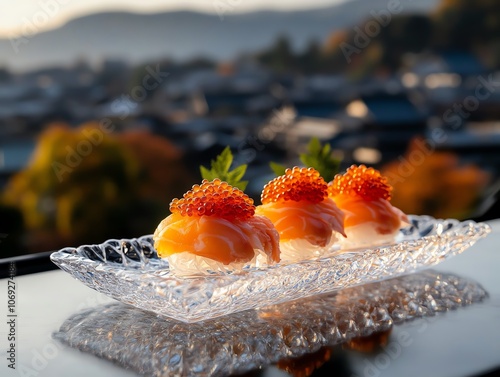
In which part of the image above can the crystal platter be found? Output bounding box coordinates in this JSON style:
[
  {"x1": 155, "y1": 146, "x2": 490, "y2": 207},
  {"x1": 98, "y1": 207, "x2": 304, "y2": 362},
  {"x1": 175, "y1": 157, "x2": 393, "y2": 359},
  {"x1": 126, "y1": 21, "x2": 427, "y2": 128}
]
[{"x1": 50, "y1": 215, "x2": 491, "y2": 322}]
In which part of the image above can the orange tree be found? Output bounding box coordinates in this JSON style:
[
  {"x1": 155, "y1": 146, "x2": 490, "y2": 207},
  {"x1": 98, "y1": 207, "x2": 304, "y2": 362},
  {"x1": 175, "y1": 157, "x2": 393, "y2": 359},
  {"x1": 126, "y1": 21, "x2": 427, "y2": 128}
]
[
  {"x1": 2, "y1": 123, "x2": 192, "y2": 253},
  {"x1": 382, "y1": 138, "x2": 491, "y2": 219}
]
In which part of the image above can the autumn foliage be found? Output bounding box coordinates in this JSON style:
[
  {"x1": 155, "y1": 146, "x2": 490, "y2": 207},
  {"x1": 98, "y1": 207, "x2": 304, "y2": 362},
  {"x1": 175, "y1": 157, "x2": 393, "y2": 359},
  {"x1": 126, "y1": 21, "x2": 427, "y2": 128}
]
[
  {"x1": 2, "y1": 123, "x2": 193, "y2": 253},
  {"x1": 382, "y1": 138, "x2": 491, "y2": 219}
]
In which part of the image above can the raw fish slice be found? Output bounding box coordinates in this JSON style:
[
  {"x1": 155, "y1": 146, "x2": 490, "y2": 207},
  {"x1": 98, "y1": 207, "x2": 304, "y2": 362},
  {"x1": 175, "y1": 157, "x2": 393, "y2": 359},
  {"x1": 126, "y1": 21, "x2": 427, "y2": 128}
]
[
  {"x1": 153, "y1": 179, "x2": 280, "y2": 276},
  {"x1": 329, "y1": 165, "x2": 409, "y2": 248},
  {"x1": 334, "y1": 194, "x2": 408, "y2": 235},
  {"x1": 154, "y1": 214, "x2": 279, "y2": 265},
  {"x1": 257, "y1": 167, "x2": 345, "y2": 261},
  {"x1": 256, "y1": 199, "x2": 344, "y2": 247}
]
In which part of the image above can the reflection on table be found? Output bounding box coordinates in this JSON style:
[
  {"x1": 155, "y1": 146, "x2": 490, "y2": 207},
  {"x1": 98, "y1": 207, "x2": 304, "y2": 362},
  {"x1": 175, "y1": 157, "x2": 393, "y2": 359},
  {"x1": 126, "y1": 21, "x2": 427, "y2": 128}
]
[{"x1": 53, "y1": 270, "x2": 486, "y2": 377}]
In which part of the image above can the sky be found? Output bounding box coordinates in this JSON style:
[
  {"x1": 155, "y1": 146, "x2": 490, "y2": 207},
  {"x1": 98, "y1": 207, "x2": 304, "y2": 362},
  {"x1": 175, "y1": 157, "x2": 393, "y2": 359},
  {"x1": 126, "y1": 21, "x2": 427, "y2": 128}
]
[{"x1": 0, "y1": 0, "x2": 347, "y2": 38}]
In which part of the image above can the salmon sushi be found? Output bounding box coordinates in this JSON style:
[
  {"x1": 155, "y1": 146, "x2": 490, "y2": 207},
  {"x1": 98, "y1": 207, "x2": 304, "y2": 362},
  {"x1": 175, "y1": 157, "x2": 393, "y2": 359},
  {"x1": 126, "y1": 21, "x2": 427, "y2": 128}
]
[
  {"x1": 328, "y1": 165, "x2": 409, "y2": 248},
  {"x1": 256, "y1": 167, "x2": 345, "y2": 261},
  {"x1": 153, "y1": 179, "x2": 280, "y2": 276}
]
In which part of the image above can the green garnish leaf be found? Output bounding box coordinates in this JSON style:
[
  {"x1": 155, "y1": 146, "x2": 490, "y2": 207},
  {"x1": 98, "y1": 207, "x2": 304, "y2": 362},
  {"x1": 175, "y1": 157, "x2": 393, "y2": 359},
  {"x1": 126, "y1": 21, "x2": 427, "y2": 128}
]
[
  {"x1": 199, "y1": 165, "x2": 217, "y2": 181},
  {"x1": 299, "y1": 137, "x2": 340, "y2": 182},
  {"x1": 200, "y1": 146, "x2": 248, "y2": 191},
  {"x1": 227, "y1": 164, "x2": 247, "y2": 183},
  {"x1": 269, "y1": 161, "x2": 287, "y2": 177}
]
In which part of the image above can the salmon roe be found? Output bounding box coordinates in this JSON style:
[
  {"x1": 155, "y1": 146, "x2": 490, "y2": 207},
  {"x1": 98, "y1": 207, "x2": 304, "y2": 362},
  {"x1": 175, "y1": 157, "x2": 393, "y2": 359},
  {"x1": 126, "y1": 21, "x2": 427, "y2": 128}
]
[
  {"x1": 261, "y1": 167, "x2": 328, "y2": 204},
  {"x1": 329, "y1": 164, "x2": 392, "y2": 201},
  {"x1": 170, "y1": 179, "x2": 255, "y2": 220}
]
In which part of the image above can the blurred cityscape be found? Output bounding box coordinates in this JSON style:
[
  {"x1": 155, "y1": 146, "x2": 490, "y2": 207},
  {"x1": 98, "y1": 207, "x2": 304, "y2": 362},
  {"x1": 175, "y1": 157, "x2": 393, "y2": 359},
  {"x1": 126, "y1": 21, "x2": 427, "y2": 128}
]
[{"x1": 1, "y1": 0, "x2": 499, "y2": 256}]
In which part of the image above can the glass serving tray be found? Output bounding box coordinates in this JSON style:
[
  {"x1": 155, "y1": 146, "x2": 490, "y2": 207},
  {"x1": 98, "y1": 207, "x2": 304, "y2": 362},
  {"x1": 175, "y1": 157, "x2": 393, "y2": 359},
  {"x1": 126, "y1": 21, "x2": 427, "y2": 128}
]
[
  {"x1": 50, "y1": 215, "x2": 491, "y2": 322},
  {"x1": 53, "y1": 270, "x2": 487, "y2": 377}
]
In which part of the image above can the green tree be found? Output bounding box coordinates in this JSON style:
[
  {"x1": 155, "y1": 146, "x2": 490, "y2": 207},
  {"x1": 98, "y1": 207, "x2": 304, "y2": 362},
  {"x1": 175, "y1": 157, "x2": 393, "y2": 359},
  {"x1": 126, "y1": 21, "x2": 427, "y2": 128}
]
[
  {"x1": 258, "y1": 35, "x2": 296, "y2": 73},
  {"x1": 433, "y1": 0, "x2": 500, "y2": 61},
  {"x1": 377, "y1": 14, "x2": 433, "y2": 70},
  {"x1": 297, "y1": 40, "x2": 323, "y2": 74}
]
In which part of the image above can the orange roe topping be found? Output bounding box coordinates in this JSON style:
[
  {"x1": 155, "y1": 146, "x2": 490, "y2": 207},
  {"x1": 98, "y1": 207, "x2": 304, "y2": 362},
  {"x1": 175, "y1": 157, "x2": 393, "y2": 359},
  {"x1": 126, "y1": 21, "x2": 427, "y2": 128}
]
[
  {"x1": 329, "y1": 164, "x2": 392, "y2": 201},
  {"x1": 170, "y1": 179, "x2": 255, "y2": 220},
  {"x1": 261, "y1": 167, "x2": 328, "y2": 204}
]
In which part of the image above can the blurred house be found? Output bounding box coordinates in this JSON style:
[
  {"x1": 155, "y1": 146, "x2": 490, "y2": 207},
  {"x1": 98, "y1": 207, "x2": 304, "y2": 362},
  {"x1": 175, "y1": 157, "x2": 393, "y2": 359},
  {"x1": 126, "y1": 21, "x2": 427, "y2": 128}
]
[
  {"x1": 290, "y1": 93, "x2": 343, "y2": 119},
  {"x1": 0, "y1": 82, "x2": 64, "y2": 137},
  {"x1": 409, "y1": 51, "x2": 487, "y2": 80},
  {"x1": 262, "y1": 106, "x2": 342, "y2": 155},
  {"x1": 195, "y1": 65, "x2": 276, "y2": 118},
  {"x1": 334, "y1": 90, "x2": 428, "y2": 166},
  {"x1": 402, "y1": 51, "x2": 498, "y2": 129}
]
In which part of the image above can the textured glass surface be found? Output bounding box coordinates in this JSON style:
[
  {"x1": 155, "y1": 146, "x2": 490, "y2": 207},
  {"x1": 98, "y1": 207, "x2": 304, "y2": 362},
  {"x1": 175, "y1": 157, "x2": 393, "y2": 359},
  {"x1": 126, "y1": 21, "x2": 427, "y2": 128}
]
[
  {"x1": 53, "y1": 270, "x2": 487, "y2": 377},
  {"x1": 50, "y1": 215, "x2": 490, "y2": 322}
]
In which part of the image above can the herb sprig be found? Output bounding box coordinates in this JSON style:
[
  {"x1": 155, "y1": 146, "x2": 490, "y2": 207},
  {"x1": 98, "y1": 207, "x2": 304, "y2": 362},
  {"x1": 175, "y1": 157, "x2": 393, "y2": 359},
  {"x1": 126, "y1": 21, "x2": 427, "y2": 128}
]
[
  {"x1": 270, "y1": 137, "x2": 341, "y2": 181},
  {"x1": 200, "y1": 147, "x2": 248, "y2": 191}
]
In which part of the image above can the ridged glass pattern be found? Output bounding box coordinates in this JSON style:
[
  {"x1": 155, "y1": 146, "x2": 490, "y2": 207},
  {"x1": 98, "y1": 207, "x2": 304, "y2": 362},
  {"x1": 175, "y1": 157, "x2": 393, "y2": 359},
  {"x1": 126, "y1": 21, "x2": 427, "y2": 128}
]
[{"x1": 50, "y1": 215, "x2": 490, "y2": 322}]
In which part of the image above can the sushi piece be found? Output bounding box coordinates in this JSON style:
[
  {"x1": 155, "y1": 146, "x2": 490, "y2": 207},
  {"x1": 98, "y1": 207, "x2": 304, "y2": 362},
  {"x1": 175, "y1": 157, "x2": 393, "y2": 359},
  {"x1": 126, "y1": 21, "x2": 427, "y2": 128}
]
[
  {"x1": 256, "y1": 167, "x2": 345, "y2": 262},
  {"x1": 328, "y1": 165, "x2": 409, "y2": 248},
  {"x1": 153, "y1": 179, "x2": 280, "y2": 276}
]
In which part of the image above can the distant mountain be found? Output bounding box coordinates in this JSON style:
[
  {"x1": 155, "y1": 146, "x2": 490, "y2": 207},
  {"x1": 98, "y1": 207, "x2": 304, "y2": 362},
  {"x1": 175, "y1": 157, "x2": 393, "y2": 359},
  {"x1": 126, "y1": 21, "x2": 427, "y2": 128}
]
[{"x1": 1, "y1": 0, "x2": 438, "y2": 72}]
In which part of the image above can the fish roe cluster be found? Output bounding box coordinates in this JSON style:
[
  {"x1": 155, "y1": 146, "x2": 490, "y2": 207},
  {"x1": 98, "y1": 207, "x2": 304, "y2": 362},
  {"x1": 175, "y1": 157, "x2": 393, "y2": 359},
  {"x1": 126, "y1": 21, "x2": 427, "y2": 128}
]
[
  {"x1": 261, "y1": 167, "x2": 328, "y2": 204},
  {"x1": 328, "y1": 164, "x2": 392, "y2": 201},
  {"x1": 170, "y1": 179, "x2": 255, "y2": 220}
]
